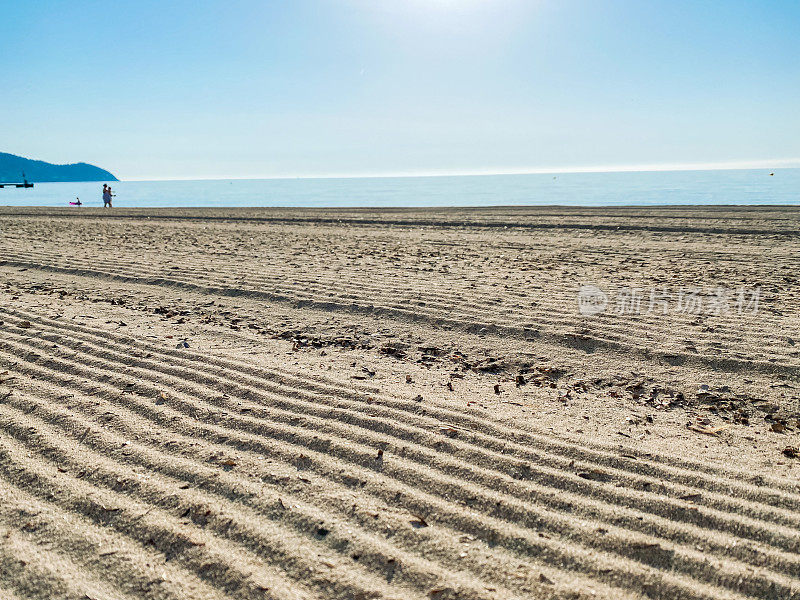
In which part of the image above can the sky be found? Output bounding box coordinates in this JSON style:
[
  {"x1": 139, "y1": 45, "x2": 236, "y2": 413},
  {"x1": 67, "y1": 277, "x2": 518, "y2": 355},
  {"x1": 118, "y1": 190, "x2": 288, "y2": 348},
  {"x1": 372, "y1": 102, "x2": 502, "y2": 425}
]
[{"x1": 2, "y1": 0, "x2": 799, "y2": 180}]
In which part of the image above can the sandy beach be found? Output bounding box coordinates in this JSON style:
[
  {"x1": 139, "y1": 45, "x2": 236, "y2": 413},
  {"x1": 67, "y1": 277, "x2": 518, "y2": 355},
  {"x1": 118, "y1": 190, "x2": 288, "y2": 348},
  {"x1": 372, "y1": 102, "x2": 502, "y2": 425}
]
[{"x1": 1, "y1": 205, "x2": 799, "y2": 600}]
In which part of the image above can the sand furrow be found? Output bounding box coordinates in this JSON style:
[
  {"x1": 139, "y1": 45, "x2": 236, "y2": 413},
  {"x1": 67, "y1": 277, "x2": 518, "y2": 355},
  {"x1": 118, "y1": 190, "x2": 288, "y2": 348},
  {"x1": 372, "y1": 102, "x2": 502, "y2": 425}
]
[
  {"x1": 0, "y1": 528, "x2": 142, "y2": 600},
  {"x1": 3, "y1": 249, "x2": 796, "y2": 369},
  {"x1": 4, "y1": 326, "x2": 800, "y2": 558},
  {"x1": 0, "y1": 479, "x2": 234, "y2": 600},
  {"x1": 1, "y1": 377, "x2": 628, "y2": 600},
  {"x1": 0, "y1": 375, "x2": 775, "y2": 600},
  {"x1": 1, "y1": 339, "x2": 798, "y2": 598},
  {"x1": 5, "y1": 324, "x2": 800, "y2": 572},
  {"x1": 3, "y1": 207, "x2": 799, "y2": 235},
  {"x1": 0, "y1": 427, "x2": 411, "y2": 600},
  {"x1": 2, "y1": 255, "x2": 796, "y2": 375},
  {"x1": 4, "y1": 307, "x2": 799, "y2": 510},
  {"x1": 0, "y1": 397, "x2": 616, "y2": 600}
]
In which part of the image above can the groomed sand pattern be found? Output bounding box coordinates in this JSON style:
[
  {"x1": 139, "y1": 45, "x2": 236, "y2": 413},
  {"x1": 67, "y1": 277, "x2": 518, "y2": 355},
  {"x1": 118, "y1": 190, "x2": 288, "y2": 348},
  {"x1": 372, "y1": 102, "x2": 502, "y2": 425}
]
[
  {"x1": 1, "y1": 207, "x2": 799, "y2": 599},
  {"x1": 1, "y1": 207, "x2": 798, "y2": 373}
]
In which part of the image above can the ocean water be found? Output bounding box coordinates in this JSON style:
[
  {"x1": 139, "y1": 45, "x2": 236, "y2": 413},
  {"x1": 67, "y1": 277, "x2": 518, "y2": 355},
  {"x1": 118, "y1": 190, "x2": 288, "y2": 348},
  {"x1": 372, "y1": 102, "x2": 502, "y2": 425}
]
[{"x1": 1, "y1": 168, "x2": 798, "y2": 208}]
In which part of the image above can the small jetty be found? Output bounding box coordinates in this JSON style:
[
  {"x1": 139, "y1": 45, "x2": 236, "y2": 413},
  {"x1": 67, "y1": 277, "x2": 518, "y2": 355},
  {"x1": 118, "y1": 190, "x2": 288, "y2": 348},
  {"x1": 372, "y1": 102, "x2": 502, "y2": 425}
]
[{"x1": 0, "y1": 173, "x2": 34, "y2": 188}]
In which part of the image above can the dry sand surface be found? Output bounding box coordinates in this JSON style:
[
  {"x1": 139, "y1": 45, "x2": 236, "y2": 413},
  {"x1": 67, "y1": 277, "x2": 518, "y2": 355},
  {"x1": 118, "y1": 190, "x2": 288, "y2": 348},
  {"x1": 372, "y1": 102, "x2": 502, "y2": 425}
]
[{"x1": 0, "y1": 205, "x2": 799, "y2": 600}]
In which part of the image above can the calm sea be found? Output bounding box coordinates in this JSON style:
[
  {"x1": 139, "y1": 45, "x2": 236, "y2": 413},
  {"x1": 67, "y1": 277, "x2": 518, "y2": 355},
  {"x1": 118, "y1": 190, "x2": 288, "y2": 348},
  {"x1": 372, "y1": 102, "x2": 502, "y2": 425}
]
[{"x1": 1, "y1": 169, "x2": 797, "y2": 208}]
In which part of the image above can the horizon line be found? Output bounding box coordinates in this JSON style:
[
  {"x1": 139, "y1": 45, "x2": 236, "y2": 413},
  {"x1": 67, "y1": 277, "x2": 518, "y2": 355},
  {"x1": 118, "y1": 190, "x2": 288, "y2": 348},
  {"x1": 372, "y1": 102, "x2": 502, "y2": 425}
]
[{"x1": 119, "y1": 158, "x2": 800, "y2": 182}]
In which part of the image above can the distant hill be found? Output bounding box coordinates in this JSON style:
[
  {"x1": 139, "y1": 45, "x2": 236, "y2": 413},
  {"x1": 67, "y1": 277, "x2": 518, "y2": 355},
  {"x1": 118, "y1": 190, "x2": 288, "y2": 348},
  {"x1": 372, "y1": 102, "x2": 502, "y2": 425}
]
[{"x1": 0, "y1": 152, "x2": 117, "y2": 183}]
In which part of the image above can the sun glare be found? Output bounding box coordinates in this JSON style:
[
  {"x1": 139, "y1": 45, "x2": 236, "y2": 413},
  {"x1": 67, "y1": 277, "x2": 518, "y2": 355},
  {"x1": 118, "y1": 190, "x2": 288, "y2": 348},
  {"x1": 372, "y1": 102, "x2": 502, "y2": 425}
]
[
  {"x1": 436, "y1": 0, "x2": 489, "y2": 7},
  {"x1": 404, "y1": 0, "x2": 492, "y2": 11}
]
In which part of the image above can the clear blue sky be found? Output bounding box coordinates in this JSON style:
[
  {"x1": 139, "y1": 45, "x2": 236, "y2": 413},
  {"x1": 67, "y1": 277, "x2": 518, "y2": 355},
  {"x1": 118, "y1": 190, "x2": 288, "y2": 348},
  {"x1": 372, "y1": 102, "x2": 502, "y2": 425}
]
[{"x1": 2, "y1": 0, "x2": 799, "y2": 180}]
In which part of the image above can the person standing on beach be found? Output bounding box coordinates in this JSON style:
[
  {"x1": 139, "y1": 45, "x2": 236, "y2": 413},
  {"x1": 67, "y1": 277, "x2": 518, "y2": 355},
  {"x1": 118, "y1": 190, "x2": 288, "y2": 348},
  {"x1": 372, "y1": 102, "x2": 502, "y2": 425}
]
[{"x1": 102, "y1": 184, "x2": 112, "y2": 208}]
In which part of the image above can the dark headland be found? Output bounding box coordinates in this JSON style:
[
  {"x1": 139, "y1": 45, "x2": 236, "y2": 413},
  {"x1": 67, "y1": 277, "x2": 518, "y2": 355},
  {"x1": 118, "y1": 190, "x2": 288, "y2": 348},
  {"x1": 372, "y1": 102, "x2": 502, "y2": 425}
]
[{"x1": 0, "y1": 152, "x2": 117, "y2": 183}]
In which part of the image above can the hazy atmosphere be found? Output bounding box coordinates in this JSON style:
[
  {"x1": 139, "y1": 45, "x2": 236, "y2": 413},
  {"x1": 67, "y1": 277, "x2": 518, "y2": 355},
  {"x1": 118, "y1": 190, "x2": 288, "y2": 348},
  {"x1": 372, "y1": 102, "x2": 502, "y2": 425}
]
[{"x1": 2, "y1": 0, "x2": 799, "y2": 179}]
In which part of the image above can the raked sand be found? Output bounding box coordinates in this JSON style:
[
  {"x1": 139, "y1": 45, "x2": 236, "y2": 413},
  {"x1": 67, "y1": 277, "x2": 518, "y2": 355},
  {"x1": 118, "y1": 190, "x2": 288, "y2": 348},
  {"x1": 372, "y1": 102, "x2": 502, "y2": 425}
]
[{"x1": 0, "y1": 206, "x2": 799, "y2": 600}]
